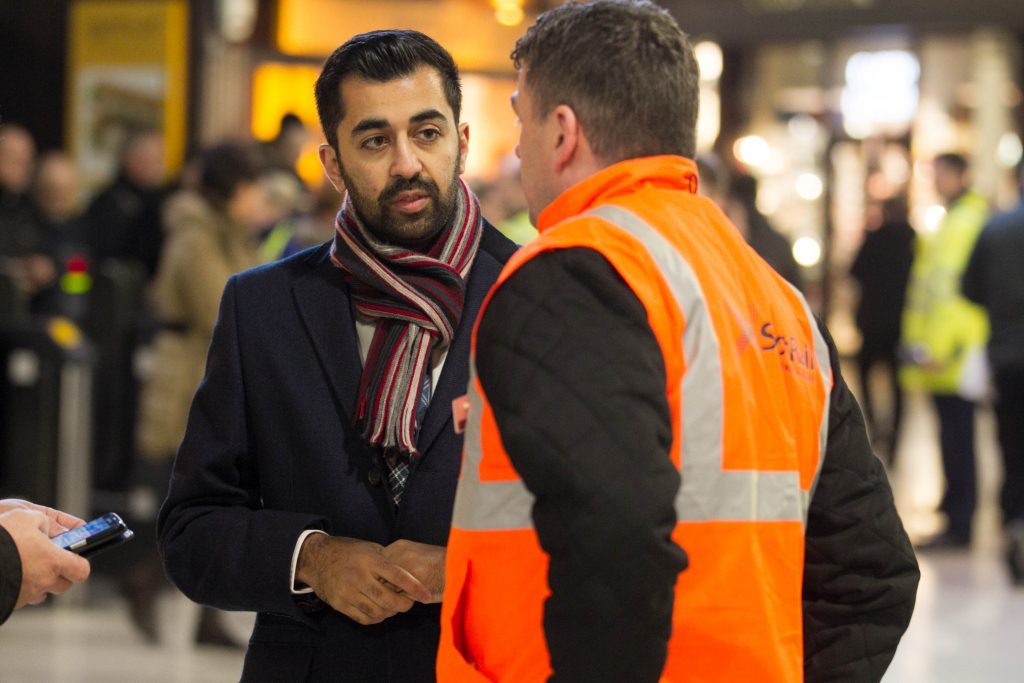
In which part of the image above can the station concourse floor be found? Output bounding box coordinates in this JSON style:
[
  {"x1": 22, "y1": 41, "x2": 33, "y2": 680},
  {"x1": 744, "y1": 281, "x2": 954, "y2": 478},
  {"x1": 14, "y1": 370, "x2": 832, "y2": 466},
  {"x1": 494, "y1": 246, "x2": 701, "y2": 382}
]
[{"x1": 0, "y1": 391, "x2": 1021, "y2": 682}]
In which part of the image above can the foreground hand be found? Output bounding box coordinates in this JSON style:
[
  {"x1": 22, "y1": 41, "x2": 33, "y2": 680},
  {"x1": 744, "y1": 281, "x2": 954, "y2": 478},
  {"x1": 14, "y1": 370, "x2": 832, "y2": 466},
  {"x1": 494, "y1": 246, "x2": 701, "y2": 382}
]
[
  {"x1": 0, "y1": 509, "x2": 91, "y2": 608},
  {"x1": 0, "y1": 499, "x2": 86, "y2": 538},
  {"x1": 382, "y1": 540, "x2": 445, "y2": 603},
  {"x1": 296, "y1": 535, "x2": 432, "y2": 625}
]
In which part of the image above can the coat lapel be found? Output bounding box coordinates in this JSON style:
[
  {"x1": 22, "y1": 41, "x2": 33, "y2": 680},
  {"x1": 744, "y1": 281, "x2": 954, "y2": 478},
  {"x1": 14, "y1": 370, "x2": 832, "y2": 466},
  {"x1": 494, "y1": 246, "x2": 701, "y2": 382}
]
[{"x1": 291, "y1": 245, "x2": 363, "y2": 422}]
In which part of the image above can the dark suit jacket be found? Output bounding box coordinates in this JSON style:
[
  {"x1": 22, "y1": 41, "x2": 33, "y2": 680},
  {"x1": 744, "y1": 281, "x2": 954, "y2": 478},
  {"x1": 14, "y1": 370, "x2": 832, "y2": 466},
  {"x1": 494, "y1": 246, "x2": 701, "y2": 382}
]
[{"x1": 157, "y1": 224, "x2": 517, "y2": 682}]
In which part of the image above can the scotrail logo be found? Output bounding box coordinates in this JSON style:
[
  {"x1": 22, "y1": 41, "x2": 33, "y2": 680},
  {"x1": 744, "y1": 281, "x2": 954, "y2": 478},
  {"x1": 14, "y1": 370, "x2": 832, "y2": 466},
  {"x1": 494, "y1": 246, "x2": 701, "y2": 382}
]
[{"x1": 759, "y1": 321, "x2": 816, "y2": 380}]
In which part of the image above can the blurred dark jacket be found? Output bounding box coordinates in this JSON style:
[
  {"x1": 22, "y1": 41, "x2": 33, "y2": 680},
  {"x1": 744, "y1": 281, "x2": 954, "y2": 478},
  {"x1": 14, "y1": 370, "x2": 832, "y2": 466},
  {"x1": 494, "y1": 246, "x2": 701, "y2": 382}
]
[
  {"x1": 746, "y1": 211, "x2": 803, "y2": 290},
  {"x1": 0, "y1": 525, "x2": 19, "y2": 625},
  {"x1": 963, "y1": 200, "x2": 1024, "y2": 372},
  {"x1": 0, "y1": 188, "x2": 47, "y2": 258},
  {"x1": 84, "y1": 173, "x2": 166, "y2": 278},
  {"x1": 851, "y1": 219, "x2": 916, "y2": 347}
]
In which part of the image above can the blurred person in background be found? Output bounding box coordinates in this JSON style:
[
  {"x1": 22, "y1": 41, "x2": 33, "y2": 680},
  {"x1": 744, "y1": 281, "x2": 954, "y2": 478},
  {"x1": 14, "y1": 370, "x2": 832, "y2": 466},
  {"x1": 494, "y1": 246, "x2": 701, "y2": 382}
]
[
  {"x1": 695, "y1": 152, "x2": 730, "y2": 208},
  {"x1": 0, "y1": 124, "x2": 56, "y2": 305},
  {"x1": 259, "y1": 112, "x2": 310, "y2": 189},
  {"x1": 157, "y1": 30, "x2": 516, "y2": 681},
  {"x1": 130, "y1": 141, "x2": 266, "y2": 646},
  {"x1": 257, "y1": 168, "x2": 310, "y2": 263},
  {"x1": 84, "y1": 129, "x2": 168, "y2": 280},
  {"x1": 32, "y1": 151, "x2": 84, "y2": 238},
  {"x1": 963, "y1": 159, "x2": 1024, "y2": 584},
  {"x1": 851, "y1": 196, "x2": 916, "y2": 464},
  {"x1": 478, "y1": 155, "x2": 536, "y2": 244},
  {"x1": 901, "y1": 152, "x2": 989, "y2": 550},
  {"x1": 0, "y1": 498, "x2": 91, "y2": 625},
  {"x1": 285, "y1": 178, "x2": 345, "y2": 255},
  {"x1": 29, "y1": 151, "x2": 90, "y2": 316},
  {"x1": 726, "y1": 171, "x2": 803, "y2": 290}
]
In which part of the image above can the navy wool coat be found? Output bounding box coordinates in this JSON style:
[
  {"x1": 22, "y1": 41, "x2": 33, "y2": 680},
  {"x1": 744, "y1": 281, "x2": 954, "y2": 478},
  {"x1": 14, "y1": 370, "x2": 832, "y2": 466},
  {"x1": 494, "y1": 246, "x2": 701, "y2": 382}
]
[{"x1": 157, "y1": 224, "x2": 517, "y2": 682}]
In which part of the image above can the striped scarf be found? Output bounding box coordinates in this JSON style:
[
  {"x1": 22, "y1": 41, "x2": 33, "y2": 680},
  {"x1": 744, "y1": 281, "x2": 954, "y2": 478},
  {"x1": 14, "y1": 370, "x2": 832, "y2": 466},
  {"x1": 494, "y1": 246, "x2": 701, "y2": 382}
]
[{"x1": 330, "y1": 178, "x2": 482, "y2": 457}]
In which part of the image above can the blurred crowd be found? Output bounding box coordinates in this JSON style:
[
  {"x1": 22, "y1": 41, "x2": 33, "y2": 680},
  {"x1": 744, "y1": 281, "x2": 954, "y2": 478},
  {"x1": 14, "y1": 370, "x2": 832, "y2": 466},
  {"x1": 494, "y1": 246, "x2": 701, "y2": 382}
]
[{"x1": 0, "y1": 115, "x2": 342, "y2": 646}]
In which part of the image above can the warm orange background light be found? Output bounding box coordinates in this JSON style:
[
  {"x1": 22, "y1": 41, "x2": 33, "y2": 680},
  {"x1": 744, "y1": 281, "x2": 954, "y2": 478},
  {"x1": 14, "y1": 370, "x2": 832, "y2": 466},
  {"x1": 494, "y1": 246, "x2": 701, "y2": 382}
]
[
  {"x1": 256, "y1": 0, "x2": 528, "y2": 185},
  {"x1": 252, "y1": 63, "x2": 326, "y2": 188},
  {"x1": 276, "y1": 0, "x2": 528, "y2": 73}
]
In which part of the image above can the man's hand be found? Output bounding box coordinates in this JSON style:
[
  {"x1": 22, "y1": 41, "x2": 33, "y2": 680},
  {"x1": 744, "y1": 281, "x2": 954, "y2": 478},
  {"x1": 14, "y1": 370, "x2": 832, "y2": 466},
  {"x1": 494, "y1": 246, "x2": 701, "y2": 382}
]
[
  {"x1": 0, "y1": 499, "x2": 86, "y2": 538},
  {"x1": 0, "y1": 509, "x2": 91, "y2": 608},
  {"x1": 296, "y1": 534, "x2": 432, "y2": 625},
  {"x1": 382, "y1": 540, "x2": 445, "y2": 603}
]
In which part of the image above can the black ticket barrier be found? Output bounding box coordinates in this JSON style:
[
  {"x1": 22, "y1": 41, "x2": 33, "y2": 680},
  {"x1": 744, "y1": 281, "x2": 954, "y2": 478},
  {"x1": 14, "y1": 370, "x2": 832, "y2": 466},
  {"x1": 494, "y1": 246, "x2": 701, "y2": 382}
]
[
  {"x1": 0, "y1": 318, "x2": 94, "y2": 516},
  {"x1": 0, "y1": 272, "x2": 27, "y2": 328},
  {"x1": 82, "y1": 259, "x2": 147, "y2": 491}
]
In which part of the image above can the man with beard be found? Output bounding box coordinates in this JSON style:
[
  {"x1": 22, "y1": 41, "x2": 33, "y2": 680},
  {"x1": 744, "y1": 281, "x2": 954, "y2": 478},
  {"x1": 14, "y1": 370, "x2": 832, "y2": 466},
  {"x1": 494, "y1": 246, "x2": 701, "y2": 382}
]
[{"x1": 157, "y1": 30, "x2": 516, "y2": 681}]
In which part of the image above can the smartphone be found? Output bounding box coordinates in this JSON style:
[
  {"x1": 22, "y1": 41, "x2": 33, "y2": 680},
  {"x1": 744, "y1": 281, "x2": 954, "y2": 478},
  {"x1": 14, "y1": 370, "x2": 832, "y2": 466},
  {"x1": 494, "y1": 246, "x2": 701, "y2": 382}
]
[{"x1": 51, "y1": 512, "x2": 134, "y2": 559}]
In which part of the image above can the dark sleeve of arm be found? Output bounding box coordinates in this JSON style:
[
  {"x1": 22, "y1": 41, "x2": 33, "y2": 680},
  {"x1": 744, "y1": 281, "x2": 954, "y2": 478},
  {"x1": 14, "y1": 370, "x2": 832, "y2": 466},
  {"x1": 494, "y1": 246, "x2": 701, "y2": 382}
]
[
  {"x1": 803, "y1": 320, "x2": 920, "y2": 683},
  {"x1": 849, "y1": 237, "x2": 869, "y2": 284},
  {"x1": 156, "y1": 276, "x2": 327, "y2": 622},
  {"x1": 961, "y1": 227, "x2": 987, "y2": 305},
  {"x1": 476, "y1": 248, "x2": 687, "y2": 683},
  {"x1": 0, "y1": 526, "x2": 21, "y2": 625}
]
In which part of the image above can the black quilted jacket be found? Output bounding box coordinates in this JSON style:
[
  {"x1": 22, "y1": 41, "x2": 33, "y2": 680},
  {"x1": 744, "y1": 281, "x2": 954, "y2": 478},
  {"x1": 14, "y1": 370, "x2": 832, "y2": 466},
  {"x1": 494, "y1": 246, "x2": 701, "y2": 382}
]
[{"x1": 476, "y1": 247, "x2": 919, "y2": 683}]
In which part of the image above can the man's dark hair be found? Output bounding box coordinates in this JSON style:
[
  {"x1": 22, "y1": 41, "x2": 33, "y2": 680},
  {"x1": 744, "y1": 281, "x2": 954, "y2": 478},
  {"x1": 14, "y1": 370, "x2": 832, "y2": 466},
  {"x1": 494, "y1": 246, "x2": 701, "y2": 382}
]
[
  {"x1": 277, "y1": 112, "x2": 305, "y2": 137},
  {"x1": 511, "y1": 0, "x2": 699, "y2": 162},
  {"x1": 314, "y1": 30, "x2": 462, "y2": 154},
  {"x1": 197, "y1": 141, "x2": 261, "y2": 209},
  {"x1": 934, "y1": 152, "x2": 969, "y2": 175}
]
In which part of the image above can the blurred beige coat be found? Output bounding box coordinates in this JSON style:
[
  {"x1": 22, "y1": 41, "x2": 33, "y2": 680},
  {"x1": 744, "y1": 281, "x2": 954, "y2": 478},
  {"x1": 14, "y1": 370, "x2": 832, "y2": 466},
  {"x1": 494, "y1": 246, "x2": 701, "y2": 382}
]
[{"x1": 136, "y1": 191, "x2": 261, "y2": 461}]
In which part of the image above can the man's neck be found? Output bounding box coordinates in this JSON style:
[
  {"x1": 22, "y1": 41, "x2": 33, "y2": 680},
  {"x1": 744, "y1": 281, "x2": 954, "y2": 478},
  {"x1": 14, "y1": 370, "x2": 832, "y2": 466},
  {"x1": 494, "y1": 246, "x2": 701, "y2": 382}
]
[{"x1": 945, "y1": 189, "x2": 968, "y2": 207}]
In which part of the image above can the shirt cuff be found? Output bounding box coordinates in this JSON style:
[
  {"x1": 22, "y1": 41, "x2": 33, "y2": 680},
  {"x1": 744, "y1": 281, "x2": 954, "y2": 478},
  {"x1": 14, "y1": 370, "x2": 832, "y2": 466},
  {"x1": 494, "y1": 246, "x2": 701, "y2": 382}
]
[{"x1": 290, "y1": 529, "x2": 327, "y2": 595}]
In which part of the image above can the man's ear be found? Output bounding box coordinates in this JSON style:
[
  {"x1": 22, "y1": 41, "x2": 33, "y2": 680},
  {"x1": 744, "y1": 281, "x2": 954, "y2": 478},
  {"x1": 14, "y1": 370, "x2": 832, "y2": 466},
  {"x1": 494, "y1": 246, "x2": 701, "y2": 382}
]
[
  {"x1": 318, "y1": 143, "x2": 346, "y2": 193},
  {"x1": 457, "y1": 122, "x2": 470, "y2": 174},
  {"x1": 552, "y1": 105, "x2": 580, "y2": 173}
]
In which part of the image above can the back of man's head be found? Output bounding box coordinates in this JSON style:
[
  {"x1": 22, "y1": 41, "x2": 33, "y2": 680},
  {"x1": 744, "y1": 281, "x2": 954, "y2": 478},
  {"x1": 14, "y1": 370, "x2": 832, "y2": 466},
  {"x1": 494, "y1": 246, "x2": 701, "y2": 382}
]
[
  {"x1": 277, "y1": 113, "x2": 305, "y2": 140},
  {"x1": 197, "y1": 142, "x2": 262, "y2": 210},
  {"x1": 512, "y1": 0, "x2": 699, "y2": 163},
  {"x1": 314, "y1": 30, "x2": 462, "y2": 155}
]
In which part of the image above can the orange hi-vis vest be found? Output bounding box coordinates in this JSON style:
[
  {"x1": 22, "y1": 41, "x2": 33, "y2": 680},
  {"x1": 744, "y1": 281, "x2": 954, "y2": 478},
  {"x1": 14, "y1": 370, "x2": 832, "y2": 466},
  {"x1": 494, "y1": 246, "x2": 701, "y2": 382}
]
[{"x1": 438, "y1": 156, "x2": 833, "y2": 682}]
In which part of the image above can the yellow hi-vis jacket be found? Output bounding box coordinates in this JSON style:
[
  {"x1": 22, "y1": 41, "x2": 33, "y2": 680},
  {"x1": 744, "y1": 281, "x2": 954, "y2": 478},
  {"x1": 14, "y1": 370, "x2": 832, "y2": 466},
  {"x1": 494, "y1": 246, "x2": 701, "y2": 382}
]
[{"x1": 900, "y1": 191, "x2": 989, "y2": 395}]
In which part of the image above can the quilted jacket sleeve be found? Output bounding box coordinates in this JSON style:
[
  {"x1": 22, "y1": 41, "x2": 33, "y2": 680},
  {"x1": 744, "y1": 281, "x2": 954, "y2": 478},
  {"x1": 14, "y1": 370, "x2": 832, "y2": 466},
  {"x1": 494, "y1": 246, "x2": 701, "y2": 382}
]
[
  {"x1": 0, "y1": 525, "x2": 21, "y2": 625},
  {"x1": 476, "y1": 247, "x2": 687, "y2": 683},
  {"x1": 803, "y1": 320, "x2": 920, "y2": 682}
]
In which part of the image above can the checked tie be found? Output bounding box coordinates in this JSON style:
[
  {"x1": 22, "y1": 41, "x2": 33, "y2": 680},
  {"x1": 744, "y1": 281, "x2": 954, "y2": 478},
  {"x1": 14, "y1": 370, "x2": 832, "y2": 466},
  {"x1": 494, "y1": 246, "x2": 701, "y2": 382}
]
[{"x1": 384, "y1": 369, "x2": 432, "y2": 505}]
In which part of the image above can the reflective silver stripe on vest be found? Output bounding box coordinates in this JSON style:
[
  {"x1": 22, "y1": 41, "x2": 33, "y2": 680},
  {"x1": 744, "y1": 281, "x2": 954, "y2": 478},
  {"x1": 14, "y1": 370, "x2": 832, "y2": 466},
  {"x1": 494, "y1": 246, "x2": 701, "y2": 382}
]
[
  {"x1": 786, "y1": 280, "x2": 833, "y2": 509},
  {"x1": 587, "y1": 204, "x2": 829, "y2": 524},
  {"x1": 450, "y1": 365, "x2": 536, "y2": 531},
  {"x1": 450, "y1": 203, "x2": 832, "y2": 531}
]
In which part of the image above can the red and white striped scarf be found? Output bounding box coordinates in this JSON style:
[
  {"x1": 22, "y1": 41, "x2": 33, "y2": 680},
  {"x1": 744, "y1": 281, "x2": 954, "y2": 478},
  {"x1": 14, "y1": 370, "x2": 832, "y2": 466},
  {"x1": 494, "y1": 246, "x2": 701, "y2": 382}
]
[{"x1": 330, "y1": 178, "x2": 482, "y2": 456}]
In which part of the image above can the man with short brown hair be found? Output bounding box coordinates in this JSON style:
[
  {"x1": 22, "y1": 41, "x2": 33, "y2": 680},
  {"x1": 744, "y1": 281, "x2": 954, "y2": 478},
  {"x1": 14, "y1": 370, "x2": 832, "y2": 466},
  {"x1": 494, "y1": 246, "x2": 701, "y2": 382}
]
[{"x1": 439, "y1": 2, "x2": 918, "y2": 681}]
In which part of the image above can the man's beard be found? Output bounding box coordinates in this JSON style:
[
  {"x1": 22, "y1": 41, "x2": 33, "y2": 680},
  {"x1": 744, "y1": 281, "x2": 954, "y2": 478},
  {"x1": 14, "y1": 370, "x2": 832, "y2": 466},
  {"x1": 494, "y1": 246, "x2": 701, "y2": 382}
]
[{"x1": 341, "y1": 165, "x2": 461, "y2": 247}]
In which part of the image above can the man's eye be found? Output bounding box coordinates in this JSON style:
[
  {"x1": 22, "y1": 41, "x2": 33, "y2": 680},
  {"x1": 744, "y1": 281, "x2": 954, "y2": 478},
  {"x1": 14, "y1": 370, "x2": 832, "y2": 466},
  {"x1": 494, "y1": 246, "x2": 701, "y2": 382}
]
[
  {"x1": 418, "y1": 129, "x2": 441, "y2": 141},
  {"x1": 362, "y1": 136, "x2": 387, "y2": 150}
]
